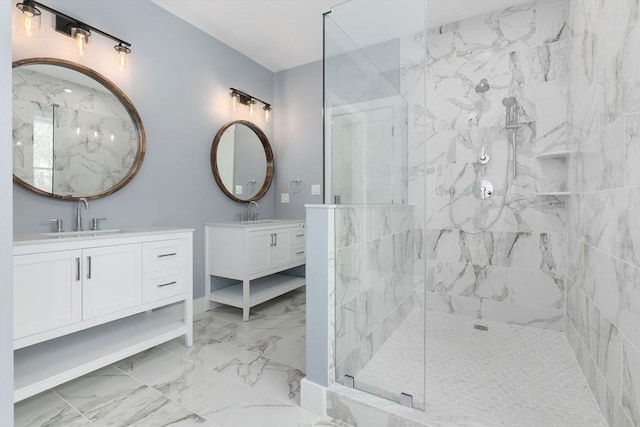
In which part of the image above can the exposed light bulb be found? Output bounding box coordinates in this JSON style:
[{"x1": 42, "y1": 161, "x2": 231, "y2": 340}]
[
  {"x1": 71, "y1": 27, "x2": 90, "y2": 57},
  {"x1": 23, "y1": 11, "x2": 34, "y2": 37},
  {"x1": 76, "y1": 33, "x2": 87, "y2": 56},
  {"x1": 114, "y1": 43, "x2": 131, "y2": 72},
  {"x1": 248, "y1": 100, "x2": 255, "y2": 116},
  {"x1": 17, "y1": 2, "x2": 40, "y2": 38},
  {"x1": 231, "y1": 93, "x2": 239, "y2": 111},
  {"x1": 118, "y1": 52, "x2": 127, "y2": 71},
  {"x1": 264, "y1": 106, "x2": 271, "y2": 123}
]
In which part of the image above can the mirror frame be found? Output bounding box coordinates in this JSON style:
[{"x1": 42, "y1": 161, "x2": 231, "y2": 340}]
[
  {"x1": 12, "y1": 57, "x2": 146, "y2": 201},
  {"x1": 210, "y1": 120, "x2": 274, "y2": 203}
]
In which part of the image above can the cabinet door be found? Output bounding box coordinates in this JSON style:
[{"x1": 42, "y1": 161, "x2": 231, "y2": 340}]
[
  {"x1": 83, "y1": 244, "x2": 142, "y2": 320},
  {"x1": 248, "y1": 231, "x2": 273, "y2": 274},
  {"x1": 14, "y1": 250, "x2": 82, "y2": 339},
  {"x1": 271, "y1": 230, "x2": 292, "y2": 267}
]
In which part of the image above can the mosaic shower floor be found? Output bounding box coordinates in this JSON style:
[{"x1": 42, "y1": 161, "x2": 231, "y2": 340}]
[{"x1": 354, "y1": 310, "x2": 608, "y2": 427}]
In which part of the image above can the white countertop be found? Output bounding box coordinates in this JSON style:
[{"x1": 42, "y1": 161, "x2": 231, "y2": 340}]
[
  {"x1": 204, "y1": 219, "x2": 304, "y2": 228},
  {"x1": 14, "y1": 226, "x2": 194, "y2": 246}
]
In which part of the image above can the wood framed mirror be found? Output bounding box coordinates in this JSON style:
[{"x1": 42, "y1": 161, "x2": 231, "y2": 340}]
[
  {"x1": 210, "y1": 120, "x2": 274, "y2": 203},
  {"x1": 12, "y1": 57, "x2": 146, "y2": 200}
]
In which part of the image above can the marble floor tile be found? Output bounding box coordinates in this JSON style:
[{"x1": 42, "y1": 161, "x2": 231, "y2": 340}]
[
  {"x1": 14, "y1": 390, "x2": 91, "y2": 427},
  {"x1": 53, "y1": 365, "x2": 147, "y2": 416},
  {"x1": 85, "y1": 386, "x2": 211, "y2": 427},
  {"x1": 114, "y1": 346, "x2": 172, "y2": 373},
  {"x1": 161, "y1": 336, "x2": 246, "y2": 371},
  {"x1": 253, "y1": 288, "x2": 307, "y2": 317},
  {"x1": 246, "y1": 334, "x2": 306, "y2": 368},
  {"x1": 313, "y1": 418, "x2": 354, "y2": 427},
  {"x1": 190, "y1": 381, "x2": 319, "y2": 427},
  {"x1": 212, "y1": 350, "x2": 305, "y2": 403},
  {"x1": 127, "y1": 353, "x2": 231, "y2": 407}
]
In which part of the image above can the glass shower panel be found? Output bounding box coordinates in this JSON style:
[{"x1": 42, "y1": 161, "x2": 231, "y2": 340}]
[
  {"x1": 324, "y1": 12, "x2": 408, "y2": 206},
  {"x1": 325, "y1": 0, "x2": 426, "y2": 411}
]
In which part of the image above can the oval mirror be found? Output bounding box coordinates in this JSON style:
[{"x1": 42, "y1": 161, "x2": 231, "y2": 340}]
[
  {"x1": 211, "y1": 120, "x2": 274, "y2": 203},
  {"x1": 12, "y1": 58, "x2": 145, "y2": 200}
]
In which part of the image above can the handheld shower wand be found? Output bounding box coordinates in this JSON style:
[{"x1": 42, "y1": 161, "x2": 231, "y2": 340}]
[{"x1": 502, "y1": 96, "x2": 518, "y2": 179}]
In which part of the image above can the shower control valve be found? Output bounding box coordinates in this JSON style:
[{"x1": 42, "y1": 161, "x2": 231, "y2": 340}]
[{"x1": 473, "y1": 179, "x2": 494, "y2": 199}]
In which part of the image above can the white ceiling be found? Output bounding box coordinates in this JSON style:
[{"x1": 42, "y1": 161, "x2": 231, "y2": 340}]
[{"x1": 152, "y1": 0, "x2": 533, "y2": 72}]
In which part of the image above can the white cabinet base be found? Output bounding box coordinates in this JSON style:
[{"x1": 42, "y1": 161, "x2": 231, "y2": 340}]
[
  {"x1": 208, "y1": 274, "x2": 305, "y2": 320},
  {"x1": 205, "y1": 220, "x2": 306, "y2": 321},
  {"x1": 13, "y1": 227, "x2": 194, "y2": 403},
  {"x1": 14, "y1": 307, "x2": 188, "y2": 402}
]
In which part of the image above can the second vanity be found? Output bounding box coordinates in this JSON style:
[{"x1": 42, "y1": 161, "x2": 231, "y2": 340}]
[
  {"x1": 205, "y1": 219, "x2": 306, "y2": 321},
  {"x1": 13, "y1": 227, "x2": 194, "y2": 402}
]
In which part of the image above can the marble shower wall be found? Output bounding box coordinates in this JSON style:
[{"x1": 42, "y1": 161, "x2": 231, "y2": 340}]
[
  {"x1": 333, "y1": 205, "x2": 424, "y2": 385},
  {"x1": 402, "y1": 0, "x2": 570, "y2": 329},
  {"x1": 565, "y1": 1, "x2": 640, "y2": 426}
]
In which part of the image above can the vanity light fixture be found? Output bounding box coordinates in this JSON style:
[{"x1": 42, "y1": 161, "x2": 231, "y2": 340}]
[
  {"x1": 16, "y1": 0, "x2": 133, "y2": 70},
  {"x1": 229, "y1": 88, "x2": 272, "y2": 122},
  {"x1": 263, "y1": 105, "x2": 272, "y2": 123},
  {"x1": 16, "y1": 0, "x2": 40, "y2": 38}
]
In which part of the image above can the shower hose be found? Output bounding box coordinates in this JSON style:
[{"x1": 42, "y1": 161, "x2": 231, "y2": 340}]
[{"x1": 448, "y1": 136, "x2": 511, "y2": 234}]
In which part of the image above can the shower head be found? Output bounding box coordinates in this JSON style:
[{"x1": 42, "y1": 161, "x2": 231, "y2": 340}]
[
  {"x1": 502, "y1": 96, "x2": 517, "y2": 107},
  {"x1": 475, "y1": 79, "x2": 490, "y2": 93}
]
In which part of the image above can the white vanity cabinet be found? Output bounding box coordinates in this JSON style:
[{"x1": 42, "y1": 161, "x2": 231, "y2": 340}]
[
  {"x1": 12, "y1": 227, "x2": 194, "y2": 403},
  {"x1": 13, "y1": 250, "x2": 83, "y2": 340},
  {"x1": 82, "y1": 243, "x2": 142, "y2": 320},
  {"x1": 205, "y1": 220, "x2": 306, "y2": 321}
]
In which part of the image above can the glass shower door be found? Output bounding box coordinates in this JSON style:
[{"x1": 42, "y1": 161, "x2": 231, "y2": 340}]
[{"x1": 324, "y1": 0, "x2": 427, "y2": 410}]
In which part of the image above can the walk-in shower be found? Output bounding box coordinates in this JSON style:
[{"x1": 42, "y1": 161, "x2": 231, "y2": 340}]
[{"x1": 320, "y1": 0, "x2": 637, "y2": 426}]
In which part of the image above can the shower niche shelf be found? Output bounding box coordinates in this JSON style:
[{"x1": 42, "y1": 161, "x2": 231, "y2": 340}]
[
  {"x1": 535, "y1": 150, "x2": 573, "y2": 159},
  {"x1": 535, "y1": 191, "x2": 570, "y2": 196}
]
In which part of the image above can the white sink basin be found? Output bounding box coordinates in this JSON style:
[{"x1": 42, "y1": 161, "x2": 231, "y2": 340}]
[
  {"x1": 42, "y1": 229, "x2": 121, "y2": 237},
  {"x1": 244, "y1": 220, "x2": 277, "y2": 223}
]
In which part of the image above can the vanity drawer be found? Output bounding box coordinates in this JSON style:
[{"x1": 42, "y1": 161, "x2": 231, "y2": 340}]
[
  {"x1": 143, "y1": 269, "x2": 186, "y2": 303},
  {"x1": 291, "y1": 246, "x2": 306, "y2": 262},
  {"x1": 143, "y1": 239, "x2": 187, "y2": 272},
  {"x1": 292, "y1": 230, "x2": 305, "y2": 248}
]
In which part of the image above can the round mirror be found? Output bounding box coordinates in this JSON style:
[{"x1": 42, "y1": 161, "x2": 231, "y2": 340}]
[
  {"x1": 12, "y1": 58, "x2": 145, "y2": 200},
  {"x1": 211, "y1": 120, "x2": 274, "y2": 203}
]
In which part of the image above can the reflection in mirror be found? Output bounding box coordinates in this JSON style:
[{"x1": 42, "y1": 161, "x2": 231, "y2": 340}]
[
  {"x1": 12, "y1": 58, "x2": 145, "y2": 200},
  {"x1": 211, "y1": 120, "x2": 273, "y2": 203}
]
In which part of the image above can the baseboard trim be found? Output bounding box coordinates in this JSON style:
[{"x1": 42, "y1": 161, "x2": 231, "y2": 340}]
[{"x1": 301, "y1": 377, "x2": 327, "y2": 417}]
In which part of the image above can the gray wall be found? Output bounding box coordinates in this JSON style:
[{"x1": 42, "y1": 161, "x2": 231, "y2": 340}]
[
  {"x1": 11, "y1": 0, "x2": 276, "y2": 299},
  {"x1": 1, "y1": 0, "x2": 14, "y2": 422},
  {"x1": 274, "y1": 60, "x2": 323, "y2": 219}
]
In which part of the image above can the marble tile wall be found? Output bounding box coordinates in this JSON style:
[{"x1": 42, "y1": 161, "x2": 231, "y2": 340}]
[
  {"x1": 333, "y1": 205, "x2": 424, "y2": 383},
  {"x1": 566, "y1": 1, "x2": 640, "y2": 426},
  {"x1": 402, "y1": 0, "x2": 571, "y2": 329}
]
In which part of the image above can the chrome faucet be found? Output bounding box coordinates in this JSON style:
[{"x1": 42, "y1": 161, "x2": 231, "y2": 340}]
[
  {"x1": 247, "y1": 200, "x2": 259, "y2": 222},
  {"x1": 75, "y1": 198, "x2": 89, "y2": 231}
]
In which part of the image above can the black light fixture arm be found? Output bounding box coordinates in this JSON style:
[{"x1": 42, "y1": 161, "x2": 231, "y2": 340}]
[
  {"x1": 19, "y1": 0, "x2": 132, "y2": 49},
  {"x1": 230, "y1": 87, "x2": 271, "y2": 109}
]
